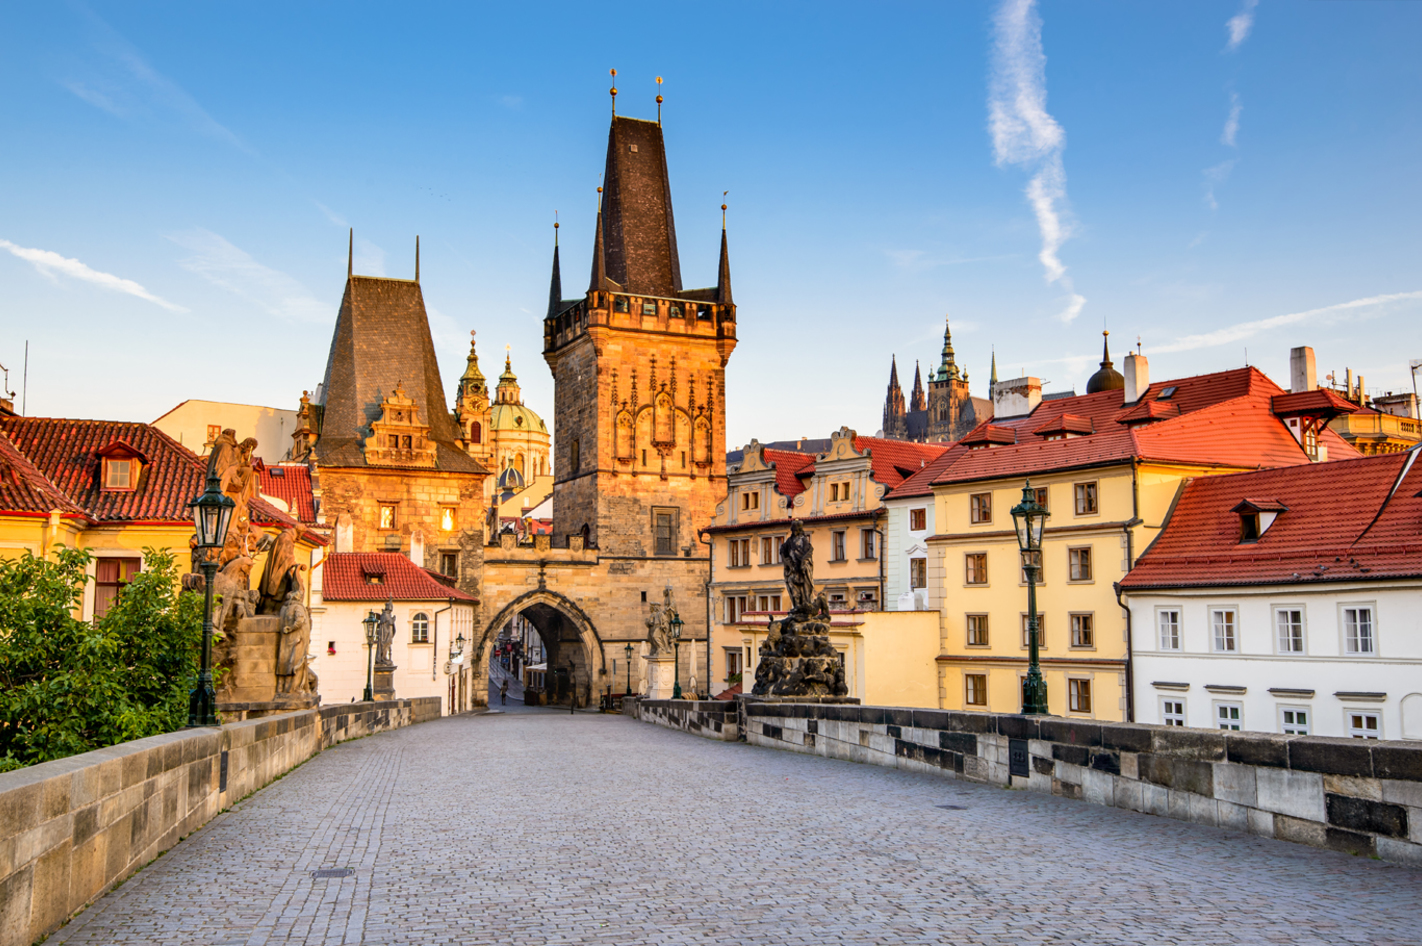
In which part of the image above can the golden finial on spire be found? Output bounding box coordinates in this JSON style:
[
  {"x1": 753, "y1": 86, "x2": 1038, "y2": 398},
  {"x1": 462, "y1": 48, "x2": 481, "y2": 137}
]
[
  {"x1": 554, "y1": 210, "x2": 559, "y2": 245},
  {"x1": 722, "y1": 190, "x2": 729, "y2": 229},
  {"x1": 610, "y1": 68, "x2": 617, "y2": 115},
  {"x1": 596, "y1": 185, "x2": 603, "y2": 212},
  {"x1": 656, "y1": 76, "x2": 663, "y2": 125}
]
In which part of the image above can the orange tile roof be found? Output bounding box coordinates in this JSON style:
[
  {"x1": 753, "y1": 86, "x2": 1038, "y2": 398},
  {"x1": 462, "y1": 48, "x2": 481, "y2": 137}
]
[
  {"x1": 850, "y1": 436, "x2": 950, "y2": 489},
  {"x1": 762, "y1": 448, "x2": 817, "y2": 498},
  {"x1": 1121, "y1": 449, "x2": 1422, "y2": 589},
  {"x1": 0, "y1": 430, "x2": 87, "y2": 518},
  {"x1": 321, "y1": 552, "x2": 477, "y2": 602},
  {"x1": 258, "y1": 464, "x2": 317, "y2": 524}
]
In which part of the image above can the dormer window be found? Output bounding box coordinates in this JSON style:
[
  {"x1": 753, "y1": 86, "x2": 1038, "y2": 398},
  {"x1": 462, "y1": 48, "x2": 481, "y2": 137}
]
[
  {"x1": 1158, "y1": 386, "x2": 1177, "y2": 400},
  {"x1": 95, "y1": 440, "x2": 147, "y2": 492},
  {"x1": 1232, "y1": 499, "x2": 1286, "y2": 544},
  {"x1": 105, "y1": 459, "x2": 133, "y2": 489}
]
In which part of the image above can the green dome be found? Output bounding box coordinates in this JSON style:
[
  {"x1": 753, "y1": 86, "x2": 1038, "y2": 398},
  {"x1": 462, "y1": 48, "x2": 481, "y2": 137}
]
[{"x1": 489, "y1": 401, "x2": 546, "y2": 433}]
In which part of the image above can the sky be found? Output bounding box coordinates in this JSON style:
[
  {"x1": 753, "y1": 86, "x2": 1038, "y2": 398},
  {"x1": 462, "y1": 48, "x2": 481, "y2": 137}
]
[{"x1": 2, "y1": 1, "x2": 1420, "y2": 450}]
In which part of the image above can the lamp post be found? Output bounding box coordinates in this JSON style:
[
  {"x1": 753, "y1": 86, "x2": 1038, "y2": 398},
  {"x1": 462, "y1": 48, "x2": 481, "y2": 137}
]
[
  {"x1": 1011, "y1": 480, "x2": 1050, "y2": 715},
  {"x1": 362, "y1": 611, "x2": 378, "y2": 702},
  {"x1": 624, "y1": 641, "x2": 633, "y2": 694},
  {"x1": 186, "y1": 469, "x2": 235, "y2": 727},
  {"x1": 670, "y1": 610, "x2": 684, "y2": 700}
]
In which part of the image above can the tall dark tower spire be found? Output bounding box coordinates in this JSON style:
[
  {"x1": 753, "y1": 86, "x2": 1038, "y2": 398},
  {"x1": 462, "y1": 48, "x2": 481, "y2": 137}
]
[
  {"x1": 547, "y1": 220, "x2": 563, "y2": 318},
  {"x1": 990, "y1": 348, "x2": 998, "y2": 386},
  {"x1": 597, "y1": 116, "x2": 682, "y2": 295},
  {"x1": 589, "y1": 188, "x2": 607, "y2": 292},
  {"x1": 934, "y1": 315, "x2": 961, "y2": 382},
  {"x1": 883, "y1": 356, "x2": 907, "y2": 438},
  {"x1": 716, "y1": 212, "x2": 733, "y2": 305},
  {"x1": 910, "y1": 361, "x2": 926, "y2": 412}
]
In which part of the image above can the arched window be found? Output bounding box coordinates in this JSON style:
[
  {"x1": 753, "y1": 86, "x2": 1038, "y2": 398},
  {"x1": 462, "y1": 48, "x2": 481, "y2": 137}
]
[
  {"x1": 615, "y1": 409, "x2": 634, "y2": 459},
  {"x1": 471, "y1": 421, "x2": 482, "y2": 444},
  {"x1": 654, "y1": 392, "x2": 674, "y2": 444},
  {"x1": 515, "y1": 452, "x2": 526, "y2": 477},
  {"x1": 411, "y1": 613, "x2": 430, "y2": 643}
]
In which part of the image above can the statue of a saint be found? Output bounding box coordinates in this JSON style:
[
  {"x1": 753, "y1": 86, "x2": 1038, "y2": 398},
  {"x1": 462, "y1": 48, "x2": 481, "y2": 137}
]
[
  {"x1": 206, "y1": 428, "x2": 239, "y2": 489},
  {"x1": 645, "y1": 587, "x2": 676, "y2": 656},
  {"x1": 258, "y1": 526, "x2": 299, "y2": 612},
  {"x1": 275, "y1": 589, "x2": 311, "y2": 695},
  {"x1": 781, "y1": 520, "x2": 815, "y2": 615},
  {"x1": 375, "y1": 600, "x2": 397, "y2": 668}
]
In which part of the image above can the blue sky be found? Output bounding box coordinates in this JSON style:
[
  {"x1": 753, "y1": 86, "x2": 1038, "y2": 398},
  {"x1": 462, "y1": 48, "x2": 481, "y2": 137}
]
[{"x1": 2, "y1": 1, "x2": 1420, "y2": 449}]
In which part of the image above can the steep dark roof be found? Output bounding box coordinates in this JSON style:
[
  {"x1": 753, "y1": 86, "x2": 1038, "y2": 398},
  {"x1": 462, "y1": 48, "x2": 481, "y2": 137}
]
[
  {"x1": 317, "y1": 276, "x2": 482, "y2": 473},
  {"x1": 600, "y1": 116, "x2": 682, "y2": 297}
]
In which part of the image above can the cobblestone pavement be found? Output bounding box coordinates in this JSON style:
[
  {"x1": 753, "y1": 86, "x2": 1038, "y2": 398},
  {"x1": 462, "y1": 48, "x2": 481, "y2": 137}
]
[{"x1": 52, "y1": 712, "x2": 1422, "y2": 946}]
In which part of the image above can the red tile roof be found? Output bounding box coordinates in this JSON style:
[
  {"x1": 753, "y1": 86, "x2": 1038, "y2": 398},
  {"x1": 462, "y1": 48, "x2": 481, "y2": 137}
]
[
  {"x1": 1033, "y1": 414, "x2": 1094, "y2": 437},
  {"x1": 1270, "y1": 388, "x2": 1359, "y2": 418},
  {"x1": 850, "y1": 436, "x2": 950, "y2": 489},
  {"x1": 258, "y1": 464, "x2": 317, "y2": 524},
  {"x1": 1121, "y1": 448, "x2": 1422, "y2": 589},
  {"x1": 0, "y1": 416, "x2": 305, "y2": 532},
  {"x1": 930, "y1": 367, "x2": 1356, "y2": 487},
  {"x1": 885, "y1": 447, "x2": 967, "y2": 499},
  {"x1": 702, "y1": 508, "x2": 882, "y2": 535},
  {"x1": 763, "y1": 448, "x2": 817, "y2": 498},
  {"x1": 0, "y1": 430, "x2": 87, "y2": 518},
  {"x1": 321, "y1": 552, "x2": 477, "y2": 602}
]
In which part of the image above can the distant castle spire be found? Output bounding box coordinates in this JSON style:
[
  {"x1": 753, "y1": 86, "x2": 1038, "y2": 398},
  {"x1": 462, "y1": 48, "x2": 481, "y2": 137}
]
[
  {"x1": 716, "y1": 202, "x2": 733, "y2": 305},
  {"x1": 934, "y1": 315, "x2": 960, "y2": 382},
  {"x1": 910, "y1": 361, "x2": 926, "y2": 412},
  {"x1": 990, "y1": 348, "x2": 998, "y2": 386},
  {"x1": 883, "y1": 356, "x2": 907, "y2": 437}
]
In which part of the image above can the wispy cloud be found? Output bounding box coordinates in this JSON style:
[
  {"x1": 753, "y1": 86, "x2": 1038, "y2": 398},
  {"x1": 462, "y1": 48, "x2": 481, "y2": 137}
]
[
  {"x1": 884, "y1": 249, "x2": 1017, "y2": 273},
  {"x1": 1153, "y1": 291, "x2": 1422, "y2": 354},
  {"x1": 1221, "y1": 92, "x2": 1242, "y2": 147},
  {"x1": 64, "y1": 9, "x2": 254, "y2": 156},
  {"x1": 1203, "y1": 159, "x2": 1236, "y2": 211},
  {"x1": 1226, "y1": 0, "x2": 1259, "y2": 53},
  {"x1": 988, "y1": 0, "x2": 1084, "y2": 324},
  {"x1": 0, "y1": 238, "x2": 185, "y2": 312},
  {"x1": 313, "y1": 201, "x2": 348, "y2": 228},
  {"x1": 167, "y1": 229, "x2": 327, "y2": 322}
]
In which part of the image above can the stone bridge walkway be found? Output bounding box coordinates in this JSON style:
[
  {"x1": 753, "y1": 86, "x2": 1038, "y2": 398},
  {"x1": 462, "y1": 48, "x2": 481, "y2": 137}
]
[{"x1": 51, "y1": 712, "x2": 1421, "y2": 946}]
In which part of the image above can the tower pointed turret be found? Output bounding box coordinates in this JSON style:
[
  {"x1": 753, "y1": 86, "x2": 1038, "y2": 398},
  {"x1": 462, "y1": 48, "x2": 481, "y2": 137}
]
[
  {"x1": 883, "y1": 356, "x2": 907, "y2": 437},
  {"x1": 910, "y1": 361, "x2": 926, "y2": 412},
  {"x1": 547, "y1": 223, "x2": 563, "y2": 318},
  {"x1": 990, "y1": 348, "x2": 998, "y2": 386},
  {"x1": 588, "y1": 192, "x2": 608, "y2": 292},
  {"x1": 934, "y1": 316, "x2": 961, "y2": 382},
  {"x1": 1086, "y1": 330, "x2": 1125, "y2": 394},
  {"x1": 716, "y1": 225, "x2": 733, "y2": 305}
]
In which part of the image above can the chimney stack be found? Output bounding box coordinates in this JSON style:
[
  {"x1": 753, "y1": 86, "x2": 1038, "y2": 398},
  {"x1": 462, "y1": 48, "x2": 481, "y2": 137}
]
[
  {"x1": 1290, "y1": 346, "x2": 1317, "y2": 394},
  {"x1": 992, "y1": 376, "x2": 1042, "y2": 419},
  {"x1": 1123, "y1": 352, "x2": 1150, "y2": 405}
]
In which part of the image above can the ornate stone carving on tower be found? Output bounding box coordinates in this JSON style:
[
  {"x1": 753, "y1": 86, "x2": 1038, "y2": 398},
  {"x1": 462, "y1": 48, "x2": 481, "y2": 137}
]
[
  {"x1": 453, "y1": 331, "x2": 491, "y2": 468},
  {"x1": 364, "y1": 382, "x2": 438, "y2": 468}
]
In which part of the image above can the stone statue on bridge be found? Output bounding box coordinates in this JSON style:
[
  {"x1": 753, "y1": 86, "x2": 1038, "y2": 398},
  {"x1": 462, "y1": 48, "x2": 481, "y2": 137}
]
[
  {"x1": 751, "y1": 520, "x2": 848, "y2": 699},
  {"x1": 781, "y1": 520, "x2": 815, "y2": 618},
  {"x1": 375, "y1": 599, "x2": 397, "y2": 669},
  {"x1": 645, "y1": 587, "x2": 675, "y2": 657}
]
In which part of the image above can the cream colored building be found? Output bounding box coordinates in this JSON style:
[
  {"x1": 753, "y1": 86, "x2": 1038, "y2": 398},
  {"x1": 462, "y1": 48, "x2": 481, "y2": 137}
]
[{"x1": 152, "y1": 399, "x2": 298, "y2": 463}]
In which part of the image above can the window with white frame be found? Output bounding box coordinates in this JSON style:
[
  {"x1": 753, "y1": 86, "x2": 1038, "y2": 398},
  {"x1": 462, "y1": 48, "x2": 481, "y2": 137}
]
[
  {"x1": 1068, "y1": 678, "x2": 1092, "y2": 714},
  {"x1": 1215, "y1": 701, "x2": 1243, "y2": 731},
  {"x1": 760, "y1": 536, "x2": 777, "y2": 565},
  {"x1": 860, "y1": 529, "x2": 876, "y2": 560},
  {"x1": 724, "y1": 594, "x2": 748, "y2": 624},
  {"x1": 909, "y1": 557, "x2": 927, "y2": 589},
  {"x1": 1347, "y1": 710, "x2": 1381, "y2": 739},
  {"x1": 1161, "y1": 698, "x2": 1186, "y2": 727},
  {"x1": 1342, "y1": 605, "x2": 1376, "y2": 655},
  {"x1": 969, "y1": 492, "x2": 992, "y2": 524},
  {"x1": 966, "y1": 614, "x2": 989, "y2": 646},
  {"x1": 1275, "y1": 608, "x2": 1305, "y2": 654},
  {"x1": 1070, "y1": 613, "x2": 1094, "y2": 648},
  {"x1": 1068, "y1": 546, "x2": 1093, "y2": 582},
  {"x1": 831, "y1": 531, "x2": 847, "y2": 562},
  {"x1": 411, "y1": 613, "x2": 430, "y2": 644},
  {"x1": 740, "y1": 490, "x2": 760, "y2": 511},
  {"x1": 1279, "y1": 706, "x2": 1310, "y2": 735},
  {"x1": 1211, "y1": 608, "x2": 1237, "y2": 652},
  {"x1": 1074, "y1": 481, "x2": 1098, "y2": 516},
  {"x1": 1158, "y1": 609, "x2": 1181, "y2": 651}
]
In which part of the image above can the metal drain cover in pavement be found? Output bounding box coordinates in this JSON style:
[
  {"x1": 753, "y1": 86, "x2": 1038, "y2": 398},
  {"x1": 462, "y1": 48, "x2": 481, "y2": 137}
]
[
  {"x1": 312, "y1": 869, "x2": 354, "y2": 879},
  {"x1": 935, "y1": 804, "x2": 968, "y2": 810}
]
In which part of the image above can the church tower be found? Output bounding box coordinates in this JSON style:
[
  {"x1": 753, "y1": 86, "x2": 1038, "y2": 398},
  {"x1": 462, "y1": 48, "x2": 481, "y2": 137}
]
[
  {"x1": 926, "y1": 316, "x2": 981, "y2": 442},
  {"x1": 882, "y1": 357, "x2": 907, "y2": 439},
  {"x1": 453, "y1": 332, "x2": 492, "y2": 471},
  {"x1": 544, "y1": 112, "x2": 737, "y2": 555},
  {"x1": 910, "y1": 361, "x2": 926, "y2": 412}
]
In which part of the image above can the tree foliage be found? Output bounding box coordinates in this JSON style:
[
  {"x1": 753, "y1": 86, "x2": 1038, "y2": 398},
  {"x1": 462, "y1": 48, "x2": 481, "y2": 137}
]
[{"x1": 0, "y1": 546, "x2": 203, "y2": 772}]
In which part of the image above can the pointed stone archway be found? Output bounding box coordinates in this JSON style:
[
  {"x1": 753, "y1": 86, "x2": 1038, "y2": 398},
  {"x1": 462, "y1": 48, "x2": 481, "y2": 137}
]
[{"x1": 477, "y1": 589, "x2": 605, "y2": 707}]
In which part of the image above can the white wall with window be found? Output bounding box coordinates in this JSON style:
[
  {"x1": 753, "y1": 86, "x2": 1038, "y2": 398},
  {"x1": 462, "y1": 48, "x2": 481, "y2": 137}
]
[
  {"x1": 1126, "y1": 582, "x2": 1422, "y2": 739},
  {"x1": 882, "y1": 494, "x2": 935, "y2": 611}
]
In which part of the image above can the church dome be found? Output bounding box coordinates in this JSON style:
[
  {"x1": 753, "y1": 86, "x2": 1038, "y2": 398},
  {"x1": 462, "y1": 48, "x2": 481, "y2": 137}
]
[
  {"x1": 497, "y1": 465, "x2": 525, "y2": 491},
  {"x1": 1086, "y1": 331, "x2": 1125, "y2": 394},
  {"x1": 489, "y1": 401, "x2": 547, "y2": 433}
]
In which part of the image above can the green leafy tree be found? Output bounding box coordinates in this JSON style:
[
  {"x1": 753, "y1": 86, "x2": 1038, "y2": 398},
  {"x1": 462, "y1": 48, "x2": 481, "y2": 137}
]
[{"x1": 0, "y1": 546, "x2": 203, "y2": 772}]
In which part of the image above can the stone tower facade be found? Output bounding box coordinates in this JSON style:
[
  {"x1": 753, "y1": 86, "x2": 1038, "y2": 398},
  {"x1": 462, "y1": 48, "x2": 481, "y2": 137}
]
[
  {"x1": 543, "y1": 114, "x2": 737, "y2": 556},
  {"x1": 882, "y1": 357, "x2": 907, "y2": 440}
]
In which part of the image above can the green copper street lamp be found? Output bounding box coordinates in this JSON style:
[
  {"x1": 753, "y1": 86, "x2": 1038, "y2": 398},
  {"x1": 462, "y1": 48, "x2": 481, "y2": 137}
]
[
  {"x1": 362, "y1": 611, "x2": 378, "y2": 702},
  {"x1": 624, "y1": 641, "x2": 633, "y2": 694},
  {"x1": 670, "y1": 611, "x2": 684, "y2": 700},
  {"x1": 186, "y1": 470, "x2": 235, "y2": 727},
  {"x1": 1011, "y1": 481, "x2": 1050, "y2": 715}
]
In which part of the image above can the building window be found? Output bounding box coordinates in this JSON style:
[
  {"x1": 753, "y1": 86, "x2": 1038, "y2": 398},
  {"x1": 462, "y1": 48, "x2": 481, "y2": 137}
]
[
  {"x1": 570, "y1": 439, "x2": 580, "y2": 472},
  {"x1": 1211, "y1": 609, "x2": 1237, "y2": 652},
  {"x1": 1074, "y1": 482, "x2": 1098, "y2": 516},
  {"x1": 379, "y1": 504, "x2": 397, "y2": 530},
  {"x1": 1343, "y1": 605, "x2": 1375, "y2": 654},
  {"x1": 724, "y1": 648, "x2": 742, "y2": 681},
  {"x1": 856, "y1": 588, "x2": 878, "y2": 609},
  {"x1": 412, "y1": 613, "x2": 430, "y2": 644},
  {"x1": 470, "y1": 421, "x2": 482, "y2": 444},
  {"x1": 1031, "y1": 486, "x2": 1049, "y2": 510},
  {"x1": 1070, "y1": 613, "x2": 1094, "y2": 648},
  {"x1": 439, "y1": 552, "x2": 458, "y2": 577},
  {"x1": 440, "y1": 507, "x2": 457, "y2": 532},
  {"x1": 94, "y1": 558, "x2": 140, "y2": 619},
  {"x1": 614, "y1": 297, "x2": 629, "y2": 313},
  {"x1": 652, "y1": 507, "x2": 679, "y2": 556},
  {"x1": 827, "y1": 589, "x2": 847, "y2": 609},
  {"x1": 909, "y1": 557, "x2": 927, "y2": 590},
  {"x1": 965, "y1": 552, "x2": 987, "y2": 585},
  {"x1": 970, "y1": 492, "x2": 992, "y2": 524},
  {"x1": 104, "y1": 458, "x2": 134, "y2": 489},
  {"x1": 1216, "y1": 702, "x2": 1243, "y2": 731},
  {"x1": 669, "y1": 304, "x2": 682, "y2": 318},
  {"x1": 1275, "y1": 608, "x2": 1304, "y2": 654},
  {"x1": 966, "y1": 614, "x2": 989, "y2": 646},
  {"x1": 642, "y1": 301, "x2": 657, "y2": 316},
  {"x1": 831, "y1": 531, "x2": 846, "y2": 562},
  {"x1": 206, "y1": 424, "x2": 221, "y2": 444},
  {"x1": 1158, "y1": 609, "x2": 1181, "y2": 650},
  {"x1": 729, "y1": 537, "x2": 752, "y2": 567},
  {"x1": 762, "y1": 535, "x2": 782, "y2": 565},
  {"x1": 1279, "y1": 707, "x2": 1310, "y2": 735},
  {"x1": 1068, "y1": 547, "x2": 1093, "y2": 582},
  {"x1": 1161, "y1": 699, "x2": 1186, "y2": 727},
  {"x1": 965, "y1": 674, "x2": 988, "y2": 706},
  {"x1": 724, "y1": 595, "x2": 748, "y2": 624},
  {"x1": 1068, "y1": 679, "x2": 1092, "y2": 714},
  {"x1": 1021, "y1": 613, "x2": 1045, "y2": 649},
  {"x1": 740, "y1": 491, "x2": 759, "y2": 511},
  {"x1": 756, "y1": 594, "x2": 782, "y2": 613},
  {"x1": 860, "y1": 529, "x2": 876, "y2": 560},
  {"x1": 909, "y1": 508, "x2": 927, "y2": 531},
  {"x1": 1347, "y1": 711, "x2": 1381, "y2": 739}
]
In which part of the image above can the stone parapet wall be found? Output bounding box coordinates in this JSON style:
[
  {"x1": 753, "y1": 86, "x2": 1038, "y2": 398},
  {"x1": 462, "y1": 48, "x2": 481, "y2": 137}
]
[
  {"x1": 635, "y1": 699, "x2": 738, "y2": 741},
  {"x1": 731, "y1": 703, "x2": 1422, "y2": 866},
  {"x1": 0, "y1": 698, "x2": 441, "y2": 946}
]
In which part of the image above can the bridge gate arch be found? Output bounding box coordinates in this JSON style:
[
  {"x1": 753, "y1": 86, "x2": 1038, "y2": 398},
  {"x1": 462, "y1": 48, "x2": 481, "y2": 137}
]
[{"x1": 478, "y1": 589, "x2": 606, "y2": 707}]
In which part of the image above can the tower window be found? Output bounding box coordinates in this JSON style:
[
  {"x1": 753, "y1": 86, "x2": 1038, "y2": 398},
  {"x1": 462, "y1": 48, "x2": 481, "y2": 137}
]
[
  {"x1": 696, "y1": 304, "x2": 711, "y2": 320},
  {"x1": 642, "y1": 301, "x2": 656, "y2": 316},
  {"x1": 669, "y1": 305, "x2": 682, "y2": 318},
  {"x1": 652, "y1": 507, "x2": 679, "y2": 556},
  {"x1": 615, "y1": 298, "x2": 629, "y2": 313},
  {"x1": 471, "y1": 421, "x2": 482, "y2": 444}
]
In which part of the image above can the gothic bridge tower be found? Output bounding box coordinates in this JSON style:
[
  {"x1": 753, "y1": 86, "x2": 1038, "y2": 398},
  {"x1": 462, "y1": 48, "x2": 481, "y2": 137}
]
[{"x1": 543, "y1": 112, "x2": 737, "y2": 555}]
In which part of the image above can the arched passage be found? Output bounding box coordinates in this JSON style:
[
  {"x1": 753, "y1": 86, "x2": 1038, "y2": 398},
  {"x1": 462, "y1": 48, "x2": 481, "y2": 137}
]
[{"x1": 477, "y1": 589, "x2": 605, "y2": 708}]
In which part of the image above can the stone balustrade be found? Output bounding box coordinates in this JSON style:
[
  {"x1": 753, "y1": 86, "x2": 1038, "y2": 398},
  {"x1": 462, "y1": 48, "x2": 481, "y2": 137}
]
[{"x1": 0, "y1": 698, "x2": 440, "y2": 946}]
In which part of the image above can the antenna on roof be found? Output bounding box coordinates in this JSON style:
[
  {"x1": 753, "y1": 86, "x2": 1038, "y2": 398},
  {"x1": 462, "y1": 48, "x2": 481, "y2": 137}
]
[
  {"x1": 1244, "y1": 347, "x2": 1249, "y2": 367},
  {"x1": 656, "y1": 76, "x2": 663, "y2": 125},
  {"x1": 609, "y1": 68, "x2": 617, "y2": 116},
  {"x1": 1137, "y1": 335, "x2": 1142, "y2": 355},
  {"x1": 347, "y1": 228, "x2": 353, "y2": 278},
  {"x1": 415, "y1": 235, "x2": 420, "y2": 282}
]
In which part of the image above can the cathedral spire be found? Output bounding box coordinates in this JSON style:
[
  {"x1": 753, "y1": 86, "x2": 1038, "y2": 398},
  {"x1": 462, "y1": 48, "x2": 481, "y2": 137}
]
[
  {"x1": 910, "y1": 361, "x2": 926, "y2": 412},
  {"x1": 883, "y1": 355, "x2": 907, "y2": 436},
  {"x1": 934, "y1": 315, "x2": 960, "y2": 382},
  {"x1": 589, "y1": 187, "x2": 608, "y2": 292},
  {"x1": 547, "y1": 219, "x2": 563, "y2": 318},
  {"x1": 990, "y1": 347, "x2": 998, "y2": 386},
  {"x1": 715, "y1": 205, "x2": 733, "y2": 305}
]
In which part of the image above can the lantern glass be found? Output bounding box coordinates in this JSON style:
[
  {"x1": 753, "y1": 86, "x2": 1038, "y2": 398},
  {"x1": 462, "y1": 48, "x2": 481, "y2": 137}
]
[
  {"x1": 1010, "y1": 481, "x2": 1049, "y2": 553},
  {"x1": 670, "y1": 613, "x2": 683, "y2": 639},
  {"x1": 189, "y1": 481, "x2": 236, "y2": 549},
  {"x1": 363, "y1": 612, "x2": 379, "y2": 645}
]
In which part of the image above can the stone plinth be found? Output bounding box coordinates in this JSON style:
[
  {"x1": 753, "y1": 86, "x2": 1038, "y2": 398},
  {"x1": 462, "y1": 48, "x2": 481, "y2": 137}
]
[
  {"x1": 643, "y1": 655, "x2": 677, "y2": 700},
  {"x1": 373, "y1": 667, "x2": 396, "y2": 701},
  {"x1": 751, "y1": 616, "x2": 849, "y2": 698},
  {"x1": 219, "y1": 615, "x2": 279, "y2": 704}
]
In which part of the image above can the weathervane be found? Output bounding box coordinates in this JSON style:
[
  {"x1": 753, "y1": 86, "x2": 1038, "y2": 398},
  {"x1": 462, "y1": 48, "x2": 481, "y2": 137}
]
[
  {"x1": 610, "y1": 68, "x2": 617, "y2": 115},
  {"x1": 656, "y1": 76, "x2": 663, "y2": 125}
]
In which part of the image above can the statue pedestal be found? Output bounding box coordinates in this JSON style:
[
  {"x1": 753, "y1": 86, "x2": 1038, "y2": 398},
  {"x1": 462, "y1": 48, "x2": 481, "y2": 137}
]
[
  {"x1": 373, "y1": 666, "x2": 396, "y2": 701},
  {"x1": 642, "y1": 655, "x2": 677, "y2": 700},
  {"x1": 217, "y1": 615, "x2": 319, "y2": 720}
]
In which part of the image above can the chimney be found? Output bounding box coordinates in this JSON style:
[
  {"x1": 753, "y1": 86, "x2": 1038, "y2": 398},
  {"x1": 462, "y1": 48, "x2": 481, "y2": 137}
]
[
  {"x1": 1290, "y1": 346, "x2": 1316, "y2": 394},
  {"x1": 1123, "y1": 352, "x2": 1149, "y2": 405},
  {"x1": 992, "y1": 376, "x2": 1042, "y2": 419}
]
